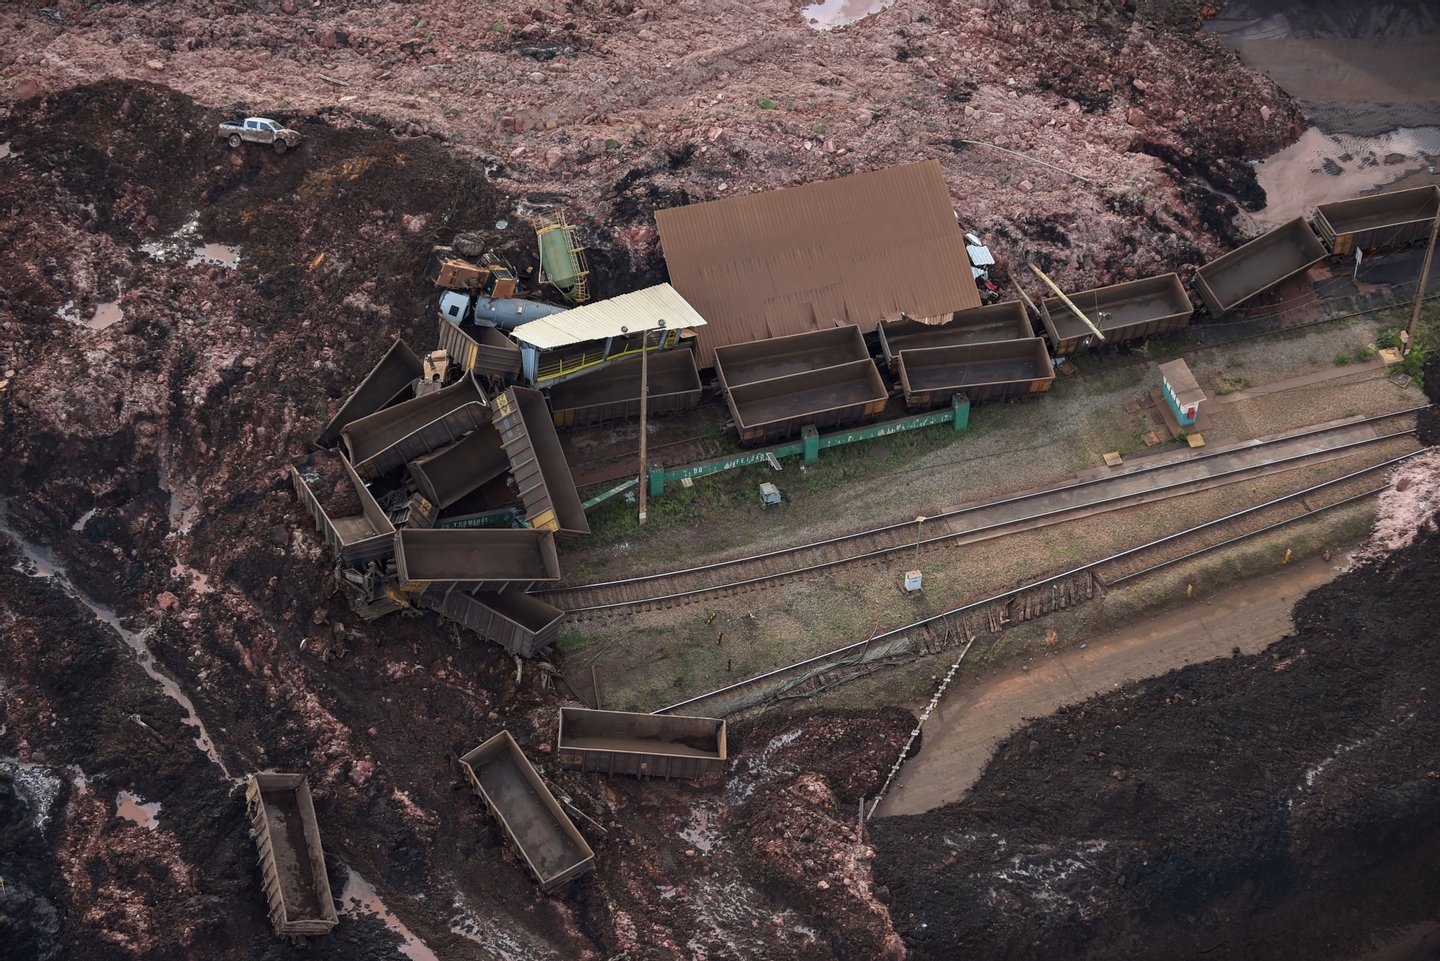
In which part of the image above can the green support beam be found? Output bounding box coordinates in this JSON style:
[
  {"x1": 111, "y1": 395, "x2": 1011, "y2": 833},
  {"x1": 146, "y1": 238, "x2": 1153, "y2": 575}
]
[{"x1": 648, "y1": 394, "x2": 970, "y2": 498}]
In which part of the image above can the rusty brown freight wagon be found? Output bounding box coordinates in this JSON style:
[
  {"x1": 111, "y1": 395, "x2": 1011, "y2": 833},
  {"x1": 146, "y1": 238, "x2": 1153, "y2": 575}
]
[
  {"x1": 725, "y1": 359, "x2": 888, "y2": 446},
  {"x1": 1039, "y1": 273, "x2": 1193, "y2": 353},
  {"x1": 1313, "y1": 185, "x2": 1440, "y2": 256},
  {"x1": 246, "y1": 774, "x2": 338, "y2": 939},
  {"x1": 395, "y1": 528, "x2": 561, "y2": 594},
  {"x1": 342, "y1": 374, "x2": 490, "y2": 479},
  {"x1": 1193, "y1": 218, "x2": 1328, "y2": 318},
  {"x1": 437, "y1": 318, "x2": 524, "y2": 382},
  {"x1": 459, "y1": 731, "x2": 595, "y2": 892},
  {"x1": 290, "y1": 450, "x2": 395, "y2": 567},
  {"x1": 493, "y1": 387, "x2": 589, "y2": 537},
  {"x1": 878, "y1": 301, "x2": 1033, "y2": 369},
  {"x1": 316, "y1": 338, "x2": 422, "y2": 448},
  {"x1": 407, "y1": 425, "x2": 509, "y2": 510},
  {"x1": 417, "y1": 586, "x2": 565, "y2": 657},
  {"x1": 713, "y1": 325, "x2": 870, "y2": 389},
  {"x1": 897, "y1": 338, "x2": 1054, "y2": 409},
  {"x1": 548, "y1": 349, "x2": 702, "y2": 429},
  {"x1": 556, "y1": 708, "x2": 727, "y2": 779}
]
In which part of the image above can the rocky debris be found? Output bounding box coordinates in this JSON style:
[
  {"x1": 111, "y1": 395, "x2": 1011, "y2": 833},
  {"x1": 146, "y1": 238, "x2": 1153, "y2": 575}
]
[{"x1": 0, "y1": 0, "x2": 1300, "y2": 292}]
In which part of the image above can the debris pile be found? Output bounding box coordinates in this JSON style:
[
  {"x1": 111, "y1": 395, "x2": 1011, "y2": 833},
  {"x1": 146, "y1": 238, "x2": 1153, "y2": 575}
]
[{"x1": 298, "y1": 332, "x2": 586, "y2": 655}]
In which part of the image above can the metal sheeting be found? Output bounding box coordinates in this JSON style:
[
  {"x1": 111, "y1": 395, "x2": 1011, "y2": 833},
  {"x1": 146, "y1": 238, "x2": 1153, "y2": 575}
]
[
  {"x1": 493, "y1": 387, "x2": 590, "y2": 537},
  {"x1": 394, "y1": 528, "x2": 561, "y2": 587},
  {"x1": 508, "y1": 283, "x2": 707, "y2": 350},
  {"x1": 341, "y1": 374, "x2": 489, "y2": 478},
  {"x1": 316, "y1": 338, "x2": 422, "y2": 447},
  {"x1": 548, "y1": 349, "x2": 702, "y2": 429},
  {"x1": 655, "y1": 160, "x2": 982, "y2": 367},
  {"x1": 407, "y1": 426, "x2": 509, "y2": 510},
  {"x1": 1193, "y1": 218, "x2": 1328, "y2": 317},
  {"x1": 556, "y1": 708, "x2": 727, "y2": 780},
  {"x1": 417, "y1": 586, "x2": 565, "y2": 658},
  {"x1": 1039, "y1": 273, "x2": 1193, "y2": 352},
  {"x1": 879, "y1": 301, "x2": 1033, "y2": 368},
  {"x1": 289, "y1": 451, "x2": 396, "y2": 567},
  {"x1": 459, "y1": 731, "x2": 595, "y2": 892},
  {"x1": 897, "y1": 337, "x2": 1055, "y2": 408}
]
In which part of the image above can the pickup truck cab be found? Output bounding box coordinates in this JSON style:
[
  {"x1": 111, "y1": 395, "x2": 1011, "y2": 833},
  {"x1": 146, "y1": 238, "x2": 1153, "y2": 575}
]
[{"x1": 219, "y1": 117, "x2": 302, "y2": 153}]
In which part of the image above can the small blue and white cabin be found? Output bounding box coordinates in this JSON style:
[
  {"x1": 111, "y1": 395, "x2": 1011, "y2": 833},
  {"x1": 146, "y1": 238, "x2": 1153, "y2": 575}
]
[{"x1": 1158, "y1": 358, "x2": 1206, "y2": 427}]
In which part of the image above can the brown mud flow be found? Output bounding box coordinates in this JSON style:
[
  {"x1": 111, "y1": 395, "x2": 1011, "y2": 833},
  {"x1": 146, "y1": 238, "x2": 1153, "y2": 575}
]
[
  {"x1": 868, "y1": 363, "x2": 1440, "y2": 960},
  {"x1": 0, "y1": 0, "x2": 1436, "y2": 949}
]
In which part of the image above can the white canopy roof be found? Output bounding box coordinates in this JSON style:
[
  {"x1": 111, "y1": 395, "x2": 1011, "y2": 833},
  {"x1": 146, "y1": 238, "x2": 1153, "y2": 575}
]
[{"x1": 510, "y1": 283, "x2": 707, "y2": 350}]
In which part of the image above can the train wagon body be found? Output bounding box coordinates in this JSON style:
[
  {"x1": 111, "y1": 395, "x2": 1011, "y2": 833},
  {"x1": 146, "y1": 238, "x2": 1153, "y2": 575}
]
[
  {"x1": 290, "y1": 450, "x2": 395, "y2": 568},
  {"x1": 341, "y1": 374, "x2": 490, "y2": 479},
  {"x1": 459, "y1": 731, "x2": 595, "y2": 892},
  {"x1": 1039, "y1": 273, "x2": 1193, "y2": 353},
  {"x1": 897, "y1": 337, "x2": 1055, "y2": 409},
  {"x1": 878, "y1": 301, "x2": 1033, "y2": 369},
  {"x1": 724, "y1": 359, "x2": 889, "y2": 446},
  {"x1": 245, "y1": 774, "x2": 338, "y2": 939},
  {"x1": 417, "y1": 586, "x2": 565, "y2": 657},
  {"x1": 713, "y1": 325, "x2": 871, "y2": 389},
  {"x1": 406, "y1": 426, "x2": 510, "y2": 511},
  {"x1": 394, "y1": 528, "x2": 561, "y2": 594},
  {"x1": 555, "y1": 708, "x2": 727, "y2": 780},
  {"x1": 316, "y1": 339, "x2": 422, "y2": 448},
  {"x1": 1312, "y1": 185, "x2": 1440, "y2": 256},
  {"x1": 438, "y1": 318, "x2": 524, "y2": 383},
  {"x1": 1192, "y1": 218, "x2": 1328, "y2": 318},
  {"x1": 548, "y1": 349, "x2": 702, "y2": 429},
  {"x1": 492, "y1": 387, "x2": 590, "y2": 537}
]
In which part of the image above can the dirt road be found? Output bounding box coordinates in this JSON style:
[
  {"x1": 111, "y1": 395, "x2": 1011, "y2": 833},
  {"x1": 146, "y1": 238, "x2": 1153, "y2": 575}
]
[{"x1": 876, "y1": 549, "x2": 1352, "y2": 817}]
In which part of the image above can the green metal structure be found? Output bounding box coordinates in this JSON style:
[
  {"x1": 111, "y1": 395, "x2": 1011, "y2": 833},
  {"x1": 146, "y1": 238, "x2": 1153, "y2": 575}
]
[
  {"x1": 536, "y1": 214, "x2": 590, "y2": 304},
  {"x1": 646, "y1": 393, "x2": 970, "y2": 498}
]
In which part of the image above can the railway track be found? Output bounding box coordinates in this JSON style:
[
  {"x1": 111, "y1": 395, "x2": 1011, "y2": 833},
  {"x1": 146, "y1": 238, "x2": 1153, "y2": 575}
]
[
  {"x1": 654, "y1": 447, "x2": 1426, "y2": 719},
  {"x1": 541, "y1": 408, "x2": 1428, "y2": 615}
]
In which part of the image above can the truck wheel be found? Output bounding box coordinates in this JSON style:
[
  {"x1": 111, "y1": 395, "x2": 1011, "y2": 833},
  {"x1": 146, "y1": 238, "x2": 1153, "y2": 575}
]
[
  {"x1": 453, "y1": 232, "x2": 487, "y2": 258},
  {"x1": 228, "y1": 134, "x2": 241, "y2": 148},
  {"x1": 273, "y1": 139, "x2": 288, "y2": 155}
]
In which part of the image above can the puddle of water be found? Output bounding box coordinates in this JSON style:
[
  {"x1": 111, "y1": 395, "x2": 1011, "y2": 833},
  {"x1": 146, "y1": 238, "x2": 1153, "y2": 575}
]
[
  {"x1": 71, "y1": 508, "x2": 97, "y2": 532},
  {"x1": 185, "y1": 243, "x2": 240, "y2": 269},
  {"x1": 342, "y1": 869, "x2": 439, "y2": 961},
  {"x1": 803, "y1": 0, "x2": 893, "y2": 29},
  {"x1": 88, "y1": 301, "x2": 123, "y2": 330},
  {"x1": 1, "y1": 510, "x2": 235, "y2": 781},
  {"x1": 116, "y1": 789, "x2": 161, "y2": 829},
  {"x1": 1253, "y1": 125, "x2": 1440, "y2": 226}
]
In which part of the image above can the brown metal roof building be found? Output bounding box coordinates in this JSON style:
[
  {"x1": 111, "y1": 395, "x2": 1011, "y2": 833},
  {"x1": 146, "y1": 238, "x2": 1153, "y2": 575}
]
[{"x1": 655, "y1": 160, "x2": 981, "y2": 368}]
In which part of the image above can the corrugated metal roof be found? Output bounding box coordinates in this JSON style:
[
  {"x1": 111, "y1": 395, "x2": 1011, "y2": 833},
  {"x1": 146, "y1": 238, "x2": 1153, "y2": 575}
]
[
  {"x1": 509, "y1": 283, "x2": 706, "y2": 350},
  {"x1": 656, "y1": 160, "x2": 981, "y2": 368}
]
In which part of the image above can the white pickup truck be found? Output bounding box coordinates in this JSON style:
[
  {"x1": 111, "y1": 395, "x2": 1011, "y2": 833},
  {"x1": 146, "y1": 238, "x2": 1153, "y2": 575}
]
[{"x1": 218, "y1": 117, "x2": 302, "y2": 153}]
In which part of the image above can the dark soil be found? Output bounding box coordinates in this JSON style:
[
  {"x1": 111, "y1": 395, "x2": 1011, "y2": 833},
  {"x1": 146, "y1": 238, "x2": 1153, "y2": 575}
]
[{"x1": 872, "y1": 520, "x2": 1440, "y2": 959}]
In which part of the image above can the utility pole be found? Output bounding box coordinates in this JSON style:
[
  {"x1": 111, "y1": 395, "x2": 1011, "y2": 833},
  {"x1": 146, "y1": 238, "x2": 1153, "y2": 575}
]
[
  {"x1": 1406, "y1": 209, "x2": 1440, "y2": 353},
  {"x1": 637, "y1": 319, "x2": 664, "y2": 526}
]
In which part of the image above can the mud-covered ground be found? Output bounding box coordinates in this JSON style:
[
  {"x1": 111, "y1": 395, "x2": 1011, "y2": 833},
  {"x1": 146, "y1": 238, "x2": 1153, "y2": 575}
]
[
  {"x1": 1, "y1": 0, "x2": 1437, "y2": 957},
  {"x1": 0, "y1": 81, "x2": 912, "y2": 959},
  {"x1": 870, "y1": 357, "x2": 1440, "y2": 960}
]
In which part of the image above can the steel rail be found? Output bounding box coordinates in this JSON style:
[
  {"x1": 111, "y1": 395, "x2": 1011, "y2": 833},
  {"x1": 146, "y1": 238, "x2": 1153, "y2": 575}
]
[
  {"x1": 543, "y1": 406, "x2": 1427, "y2": 596},
  {"x1": 548, "y1": 421, "x2": 1424, "y2": 613},
  {"x1": 653, "y1": 447, "x2": 1424, "y2": 716}
]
